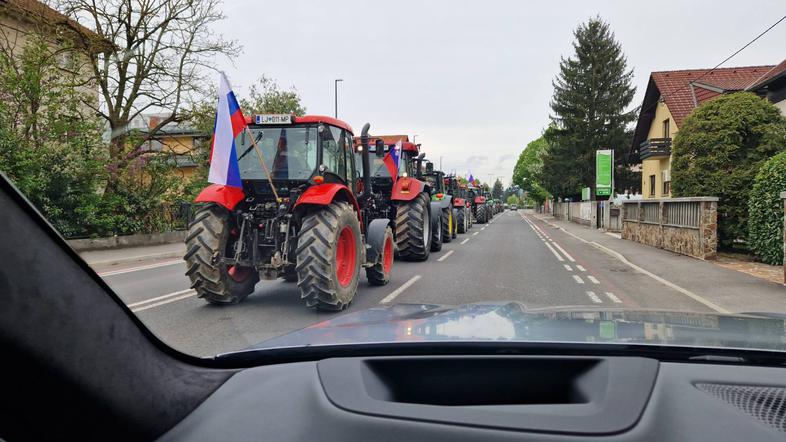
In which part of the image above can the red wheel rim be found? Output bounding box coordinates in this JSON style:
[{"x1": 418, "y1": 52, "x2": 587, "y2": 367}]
[
  {"x1": 336, "y1": 226, "x2": 356, "y2": 287},
  {"x1": 383, "y1": 236, "x2": 393, "y2": 273},
  {"x1": 227, "y1": 265, "x2": 251, "y2": 282}
]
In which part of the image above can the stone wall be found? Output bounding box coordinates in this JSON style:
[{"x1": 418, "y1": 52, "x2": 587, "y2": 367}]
[{"x1": 621, "y1": 197, "x2": 718, "y2": 260}]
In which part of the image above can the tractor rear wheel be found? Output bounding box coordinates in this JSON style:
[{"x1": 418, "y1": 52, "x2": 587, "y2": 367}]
[
  {"x1": 441, "y1": 208, "x2": 453, "y2": 243},
  {"x1": 184, "y1": 204, "x2": 259, "y2": 304},
  {"x1": 296, "y1": 201, "x2": 362, "y2": 310},
  {"x1": 396, "y1": 192, "x2": 432, "y2": 261},
  {"x1": 457, "y1": 207, "x2": 466, "y2": 233},
  {"x1": 366, "y1": 227, "x2": 394, "y2": 286}
]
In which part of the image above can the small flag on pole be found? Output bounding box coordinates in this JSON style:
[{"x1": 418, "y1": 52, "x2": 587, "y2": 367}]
[
  {"x1": 208, "y1": 73, "x2": 245, "y2": 188},
  {"x1": 384, "y1": 139, "x2": 402, "y2": 184}
]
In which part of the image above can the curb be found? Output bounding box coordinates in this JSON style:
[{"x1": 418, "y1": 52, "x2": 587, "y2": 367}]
[{"x1": 67, "y1": 231, "x2": 187, "y2": 252}]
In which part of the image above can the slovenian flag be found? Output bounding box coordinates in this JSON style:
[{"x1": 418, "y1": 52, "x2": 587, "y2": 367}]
[
  {"x1": 384, "y1": 139, "x2": 402, "y2": 184},
  {"x1": 207, "y1": 73, "x2": 244, "y2": 188}
]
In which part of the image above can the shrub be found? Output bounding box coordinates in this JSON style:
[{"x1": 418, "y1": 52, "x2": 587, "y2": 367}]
[
  {"x1": 748, "y1": 151, "x2": 786, "y2": 265},
  {"x1": 671, "y1": 92, "x2": 786, "y2": 249}
]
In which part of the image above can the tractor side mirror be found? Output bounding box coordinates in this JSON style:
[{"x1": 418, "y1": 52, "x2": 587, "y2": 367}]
[
  {"x1": 425, "y1": 162, "x2": 434, "y2": 173},
  {"x1": 375, "y1": 140, "x2": 385, "y2": 158}
]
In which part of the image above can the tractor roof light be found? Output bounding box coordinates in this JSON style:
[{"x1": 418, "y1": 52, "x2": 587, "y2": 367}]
[{"x1": 313, "y1": 176, "x2": 325, "y2": 184}]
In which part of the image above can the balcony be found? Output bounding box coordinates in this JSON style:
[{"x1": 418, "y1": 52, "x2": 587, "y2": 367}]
[{"x1": 639, "y1": 138, "x2": 671, "y2": 160}]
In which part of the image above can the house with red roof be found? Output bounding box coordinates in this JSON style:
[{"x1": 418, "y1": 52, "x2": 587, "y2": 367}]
[
  {"x1": 631, "y1": 64, "x2": 776, "y2": 199},
  {"x1": 746, "y1": 59, "x2": 786, "y2": 114}
]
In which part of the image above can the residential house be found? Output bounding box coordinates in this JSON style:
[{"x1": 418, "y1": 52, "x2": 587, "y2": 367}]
[
  {"x1": 631, "y1": 65, "x2": 775, "y2": 199},
  {"x1": 1, "y1": 0, "x2": 108, "y2": 104},
  {"x1": 135, "y1": 114, "x2": 209, "y2": 182},
  {"x1": 747, "y1": 59, "x2": 786, "y2": 114}
]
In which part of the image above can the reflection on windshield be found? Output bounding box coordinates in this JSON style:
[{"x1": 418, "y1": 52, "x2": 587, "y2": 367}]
[{"x1": 236, "y1": 127, "x2": 317, "y2": 179}]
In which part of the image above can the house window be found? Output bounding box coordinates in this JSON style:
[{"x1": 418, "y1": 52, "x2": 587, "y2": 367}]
[
  {"x1": 662, "y1": 169, "x2": 671, "y2": 196},
  {"x1": 649, "y1": 175, "x2": 656, "y2": 197},
  {"x1": 662, "y1": 119, "x2": 670, "y2": 138}
]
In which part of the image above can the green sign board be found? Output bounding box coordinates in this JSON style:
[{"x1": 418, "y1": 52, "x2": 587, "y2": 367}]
[{"x1": 596, "y1": 149, "x2": 613, "y2": 197}]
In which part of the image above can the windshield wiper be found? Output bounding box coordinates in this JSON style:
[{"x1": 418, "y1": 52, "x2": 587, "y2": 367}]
[{"x1": 237, "y1": 131, "x2": 264, "y2": 161}]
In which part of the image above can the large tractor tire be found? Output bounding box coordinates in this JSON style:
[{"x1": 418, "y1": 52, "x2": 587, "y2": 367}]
[
  {"x1": 396, "y1": 192, "x2": 432, "y2": 261},
  {"x1": 441, "y1": 208, "x2": 453, "y2": 243},
  {"x1": 366, "y1": 226, "x2": 394, "y2": 286},
  {"x1": 477, "y1": 205, "x2": 488, "y2": 224},
  {"x1": 296, "y1": 201, "x2": 362, "y2": 311},
  {"x1": 451, "y1": 208, "x2": 459, "y2": 239},
  {"x1": 457, "y1": 207, "x2": 467, "y2": 234},
  {"x1": 185, "y1": 204, "x2": 259, "y2": 304},
  {"x1": 430, "y1": 210, "x2": 443, "y2": 252}
]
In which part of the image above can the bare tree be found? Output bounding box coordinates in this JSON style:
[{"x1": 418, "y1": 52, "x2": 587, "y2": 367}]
[{"x1": 56, "y1": 0, "x2": 239, "y2": 188}]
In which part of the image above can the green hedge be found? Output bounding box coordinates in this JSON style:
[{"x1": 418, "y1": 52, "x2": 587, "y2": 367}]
[
  {"x1": 748, "y1": 151, "x2": 786, "y2": 265},
  {"x1": 671, "y1": 92, "x2": 786, "y2": 248}
]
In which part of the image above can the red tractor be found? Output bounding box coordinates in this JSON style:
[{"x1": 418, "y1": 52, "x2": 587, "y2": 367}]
[
  {"x1": 353, "y1": 134, "x2": 438, "y2": 261},
  {"x1": 185, "y1": 115, "x2": 394, "y2": 310},
  {"x1": 445, "y1": 175, "x2": 471, "y2": 233},
  {"x1": 468, "y1": 185, "x2": 490, "y2": 224}
]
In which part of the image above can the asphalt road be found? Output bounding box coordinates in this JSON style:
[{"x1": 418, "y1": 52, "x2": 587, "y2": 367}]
[{"x1": 100, "y1": 209, "x2": 717, "y2": 357}]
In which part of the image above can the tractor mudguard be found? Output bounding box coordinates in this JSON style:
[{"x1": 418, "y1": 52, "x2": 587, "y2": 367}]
[
  {"x1": 390, "y1": 177, "x2": 426, "y2": 201},
  {"x1": 429, "y1": 201, "x2": 441, "y2": 229},
  {"x1": 194, "y1": 184, "x2": 246, "y2": 210},
  {"x1": 474, "y1": 196, "x2": 486, "y2": 204},
  {"x1": 365, "y1": 218, "x2": 392, "y2": 265},
  {"x1": 431, "y1": 195, "x2": 451, "y2": 210},
  {"x1": 294, "y1": 183, "x2": 361, "y2": 222},
  {"x1": 453, "y1": 197, "x2": 465, "y2": 207}
]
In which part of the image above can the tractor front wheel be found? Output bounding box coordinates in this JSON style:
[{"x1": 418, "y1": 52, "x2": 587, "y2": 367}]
[
  {"x1": 457, "y1": 207, "x2": 467, "y2": 234},
  {"x1": 452, "y1": 209, "x2": 458, "y2": 239},
  {"x1": 366, "y1": 227, "x2": 394, "y2": 286},
  {"x1": 184, "y1": 204, "x2": 259, "y2": 304},
  {"x1": 395, "y1": 192, "x2": 432, "y2": 261},
  {"x1": 442, "y1": 208, "x2": 453, "y2": 243},
  {"x1": 296, "y1": 201, "x2": 362, "y2": 310}
]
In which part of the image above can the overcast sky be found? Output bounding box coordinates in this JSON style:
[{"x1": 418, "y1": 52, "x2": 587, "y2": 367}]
[{"x1": 212, "y1": 0, "x2": 786, "y2": 187}]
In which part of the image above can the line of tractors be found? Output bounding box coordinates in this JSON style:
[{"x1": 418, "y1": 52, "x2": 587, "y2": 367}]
[{"x1": 184, "y1": 115, "x2": 505, "y2": 310}]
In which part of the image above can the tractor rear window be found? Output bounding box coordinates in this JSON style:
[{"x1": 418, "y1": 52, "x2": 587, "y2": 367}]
[{"x1": 236, "y1": 127, "x2": 317, "y2": 180}]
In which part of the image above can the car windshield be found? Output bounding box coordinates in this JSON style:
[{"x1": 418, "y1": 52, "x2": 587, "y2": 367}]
[
  {"x1": 236, "y1": 126, "x2": 318, "y2": 180},
  {"x1": 4, "y1": 0, "x2": 786, "y2": 360}
]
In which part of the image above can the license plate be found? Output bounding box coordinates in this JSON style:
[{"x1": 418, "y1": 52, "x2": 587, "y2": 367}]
[{"x1": 255, "y1": 114, "x2": 292, "y2": 125}]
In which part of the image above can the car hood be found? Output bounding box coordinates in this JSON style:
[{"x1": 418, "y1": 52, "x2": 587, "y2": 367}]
[{"x1": 250, "y1": 302, "x2": 786, "y2": 352}]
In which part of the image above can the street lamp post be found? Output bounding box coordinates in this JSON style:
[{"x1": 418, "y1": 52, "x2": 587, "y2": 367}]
[
  {"x1": 334, "y1": 79, "x2": 343, "y2": 118},
  {"x1": 413, "y1": 135, "x2": 418, "y2": 144}
]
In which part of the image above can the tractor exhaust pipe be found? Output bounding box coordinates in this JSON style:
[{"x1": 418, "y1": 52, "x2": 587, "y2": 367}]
[
  {"x1": 415, "y1": 153, "x2": 426, "y2": 179},
  {"x1": 360, "y1": 123, "x2": 372, "y2": 201}
]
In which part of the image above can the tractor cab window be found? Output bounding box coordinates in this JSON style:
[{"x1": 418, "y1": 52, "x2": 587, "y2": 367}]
[
  {"x1": 236, "y1": 126, "x2": 318, "y2": 180},
  {"x1": 321, "y1": 125, "x2": 348, "y2": 181}
]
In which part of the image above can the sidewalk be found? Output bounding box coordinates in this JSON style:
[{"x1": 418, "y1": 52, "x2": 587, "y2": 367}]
[
  {"x1": 78, "y1": 242, "x2": 185, "y2": 268},
  {"x1": 531, "y1": 213, "x2": 786, "y2": 314}
]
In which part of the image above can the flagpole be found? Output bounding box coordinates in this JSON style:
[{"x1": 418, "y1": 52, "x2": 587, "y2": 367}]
[{"x1": 243, "y1": 126, "x2": 281, "y2": 203}]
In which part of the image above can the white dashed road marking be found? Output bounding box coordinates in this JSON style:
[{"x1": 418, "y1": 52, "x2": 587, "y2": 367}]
[
  {"x1": 605, "y1": 292, "x2": 622, "y2": 303},
  {"x1": 576, "y1": 265, "x2": 586, "y2": 272},
  {"x1": 131, "y1": 289, "x2": 196, "y2": 313},
  {"x1": 586, "y1": 291, "x2": 602, "y2": 303},
  {"x1": 587, "y1": 275, "x2": 600, "y2": 284},
  {"x1": 473, "y1": 231, "x2": 479, "y2": 236},
  {"x1": 572, "y1": 275, "x2": 584, "y2": 284},
  {"x1": 563, "y1": 264, "x2": 573, "y2": 271},
  {"x1": 380, "y1": 275, "x2": 422, "y2": 304},
  {"x1": 460, "y1": 238, "x2": 470, "y2": 245},
  {"x1": 437, "y1": 250, "x2": 454, "y2": 262},
  {"x1": 98, "y1": 259, "x2": 182, "y2": 277}
]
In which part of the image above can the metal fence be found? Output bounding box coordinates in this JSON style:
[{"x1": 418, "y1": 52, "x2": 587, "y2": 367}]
[
  {"x1": 641, "y1": 202, "x2": 659, "y2": 224},
  {"x1": 665, "y1": 201, "x2": 700, "y2": 228}
]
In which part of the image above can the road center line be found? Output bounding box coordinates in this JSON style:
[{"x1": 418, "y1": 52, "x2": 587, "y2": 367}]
[
  {"x1": 550, "y1": 242, "x2": 575, "y2": 262},
  {"x1": 586, "y1": 291, "x2": 602, "y2": 303},
  {"x1": 380, "y1": 275, "x2": 422, "y2": 304},
  {"x1": 127, "y1": 288, "x2": 194, "y2": 308},
  {"x1": 473, "y1": 231, "x2": 479, "y2": 236},
  {"x1": 437, "y1": 250, "x2": 454, "y2": 262},
  {"x1": 572, "y1": 275, "x2": 584, "y2": 284},
  {"x1": 460, "y1": 238, "x2": 470, "y2": 245},
  {"x1": 587, "y1": 275, "x2": 600, "y2": 284},
  {"x1": 543, "y1": 241, "x2": 564, "y2": 262},
  {"x1": 605, "y1": 292, "x2": 622, "y2": 303},
  {"x1": 131, "y1": 290, "x2": 196, "y2": 312},
  {"x1": 98, "y1": 259, "x2": 183, "y2": 277}
]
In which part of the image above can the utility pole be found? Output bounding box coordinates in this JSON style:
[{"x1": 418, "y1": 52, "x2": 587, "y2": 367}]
[
  {"x1": 334, "y1": 79, "x2": 343, "y2": 118},
  {"x1": 413, "y1": 134, "x2": 418, "y2": 144},
  {"x1": 440, "y1": 156, "x2": 443, "y2": 171}
]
